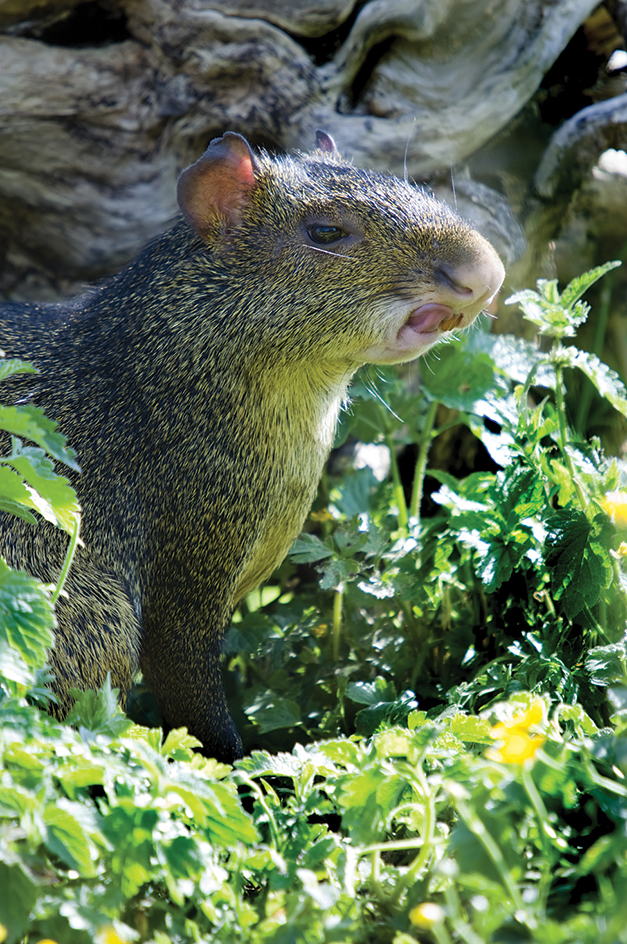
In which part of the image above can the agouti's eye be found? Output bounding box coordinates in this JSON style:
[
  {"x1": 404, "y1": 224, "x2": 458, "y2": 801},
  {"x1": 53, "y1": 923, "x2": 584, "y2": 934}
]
[{"x1": 307, "y1": 224, "x2": 347, "y2": 244}]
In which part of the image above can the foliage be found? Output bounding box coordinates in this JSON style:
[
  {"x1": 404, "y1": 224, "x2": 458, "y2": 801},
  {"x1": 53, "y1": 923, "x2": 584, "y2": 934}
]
[
  {"x1": 228, "y1": 260, "x2": 627, "y2": 751},
  {"x1": 1, "y1": 685, "x2": 627, "y2": 943},
  {"x1": 0, "y1": 358, "x2": 82, "y2": 699},
  {"x1": 2, "y1": 263, "x2": 627, "y2": 942}
]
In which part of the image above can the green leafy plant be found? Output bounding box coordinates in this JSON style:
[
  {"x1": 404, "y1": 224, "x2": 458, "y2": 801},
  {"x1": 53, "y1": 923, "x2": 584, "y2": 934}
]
[
  {"x1": 226, "y1": 261, "x2": 627, "y2": 750},
  {"x1": 3, "y1": 264, "x2": 627, "y2": 943},
  {"x1": 0, "y1": 357, "x2": 82, "y2": 703}
]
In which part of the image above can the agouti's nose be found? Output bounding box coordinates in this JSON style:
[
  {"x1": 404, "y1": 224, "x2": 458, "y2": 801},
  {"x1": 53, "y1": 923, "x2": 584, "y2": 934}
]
[{"x1": 436, "y1": 252, "x2": 505, "y2": 306}]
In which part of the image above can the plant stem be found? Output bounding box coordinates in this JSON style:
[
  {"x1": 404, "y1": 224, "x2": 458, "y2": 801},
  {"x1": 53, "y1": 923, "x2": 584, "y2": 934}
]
[
  {"x1": 51, "y1": 513, "x2": 81, "y2": 605},
  {"x1": 553, "y1": 353, "x2": 588, "y2": 512},
  {"x1": 403, "y1": 601, "x2": 431, "y2": 675},
  {"x1": 384, "y1": 430, "x2": 408, "y2": 529},
  {"x1": 598, "y1": 586, "x2": 607, "y2": 638},
  {"x1": 521, "y1": 764, "x2": 555, "y2": 912},
  {"x1": 443, "y1": 883, "x2": 486, "y2": 944},
  {"x1": 410, "y1": 399, "x2": 439, "y2": 522},
  {"x1": 552, "y1": 352, "x2": 569, "y2": 458},
  {"x1": 332, "y1": 582, "x2": 344, "y2": 662},
  {"x1": 455, "y1": 800, "x2": 527, "y2": 917},
  {"x1": 398, "y1": 765, "x2": 436, "y2": 892},
  {"x1": 575, "y1": 271, "x2": 614, "y2": 433}
]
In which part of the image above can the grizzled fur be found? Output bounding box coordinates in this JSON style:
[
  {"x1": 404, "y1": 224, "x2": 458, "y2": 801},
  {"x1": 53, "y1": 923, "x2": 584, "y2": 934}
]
[{"x1": 0, "y1": 133, "x2": 504, "y2": 761}]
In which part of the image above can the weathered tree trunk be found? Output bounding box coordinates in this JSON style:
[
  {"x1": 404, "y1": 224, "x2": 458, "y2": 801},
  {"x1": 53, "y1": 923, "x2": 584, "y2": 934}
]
[{"x1": 0, "y1": 0, "x2": 606, "y2": 300}]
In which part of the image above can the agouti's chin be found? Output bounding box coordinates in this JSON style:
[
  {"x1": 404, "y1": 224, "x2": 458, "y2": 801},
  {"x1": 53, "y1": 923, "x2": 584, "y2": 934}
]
[{"x1": 361, "y1": 332, "x2": 443, "y2": 365}]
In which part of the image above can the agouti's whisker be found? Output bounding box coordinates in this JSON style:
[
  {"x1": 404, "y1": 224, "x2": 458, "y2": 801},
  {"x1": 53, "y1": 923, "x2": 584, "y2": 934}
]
[{"x1": 302, "y1": 244, "x2": 356, "y2": 261}]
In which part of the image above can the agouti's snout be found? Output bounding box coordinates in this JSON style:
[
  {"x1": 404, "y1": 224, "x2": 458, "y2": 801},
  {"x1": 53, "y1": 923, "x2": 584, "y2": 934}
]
[
  {"x1": 365, "y1": 227, "x2": 504, "y2": 364},
  {"x1": 423, "y1": 248, "x2": 506, "y2": 331},
  {"x1": 435, "y1": 254, "x2": 505, "y2": 310}
]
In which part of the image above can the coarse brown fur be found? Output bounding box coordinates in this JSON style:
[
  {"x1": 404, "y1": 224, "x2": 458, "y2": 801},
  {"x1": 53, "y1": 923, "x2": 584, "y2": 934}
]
[{"x1": 0, "y1": 133, "x2": 504, "y2": 761}]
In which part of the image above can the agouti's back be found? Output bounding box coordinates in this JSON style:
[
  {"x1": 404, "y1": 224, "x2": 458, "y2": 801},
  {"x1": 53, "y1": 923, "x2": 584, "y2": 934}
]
[{"x1": 0, "y1": 131, "x2": 504, "y2": 761}]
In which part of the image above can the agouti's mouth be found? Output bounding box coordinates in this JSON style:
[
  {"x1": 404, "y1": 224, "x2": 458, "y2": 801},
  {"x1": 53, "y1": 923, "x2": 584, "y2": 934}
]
[{"x1": 405, "y1": 303, "x2": 463, "y2": 335}]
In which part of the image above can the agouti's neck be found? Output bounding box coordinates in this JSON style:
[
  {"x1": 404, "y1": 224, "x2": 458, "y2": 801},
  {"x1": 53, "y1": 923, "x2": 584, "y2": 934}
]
[{"x1": 253, "y1": 358, "x2": 355, "y2": 458}]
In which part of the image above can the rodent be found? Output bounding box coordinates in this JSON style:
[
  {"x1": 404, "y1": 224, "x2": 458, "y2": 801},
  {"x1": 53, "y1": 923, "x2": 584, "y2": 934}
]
[{"x1": 0, "y1": 131, "x2": 505, "y2": 762}]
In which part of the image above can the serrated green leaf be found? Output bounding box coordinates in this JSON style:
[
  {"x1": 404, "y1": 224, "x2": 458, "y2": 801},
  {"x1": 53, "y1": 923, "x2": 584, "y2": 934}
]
[
  {"x1": 545, "y1": 510, "x2": 612, "y2": 618},
  {"x1": 492, "y1": 466, "x2": 545, "y2": 524},
  {"x1": 0, "y1": 784, "x2": 33, "y2": 815},
  {"x1": 7, "y1": 446, "x2": 80, "y2": 533},
  {"x1": 54, "y1": 756, "x2": 106, "y2": 797},
  {"x1": 0, "y1": 640, "x2": 37, "y2": 685},
  {"x1": 235, "y1": 750, "x2": 315, "y2": 780},
  {"x1": 331, "y1": 467, "x2": 378, "y2": 518},
  {"x1": 289, "y1": 533, "x2": 335, "y2": 564},
  {"x1": 0, "y1": 557, "x2": 54, "y2": 668},
  {"x1": 475, "y1": 540, "x2": 517, "y2": 592},
  {"x1": 560, "y1": 260, "x2": 621, "y2": 309},
  {"x1": 505, "y1": 288, "x2": 547, "y2": 316},
  {"x1": 168, "y1": 775, "x2": 258, "y2": 845},
  {"x1": 0, "y1": 358, "x2": 38, "y2": 383},
  {"x1": 421, "y1": 343, "x2": 495, "y2": 411},
  {"x1": 558, "y1": 348, "x2": 627, "y2": 418},
  {"x1": 355, "y1": 690, "x2": 418, "y2": 736},
  {"x1": 0, "y1": 464, "x2": 37, "y2": 509},
  {"x1": 43, "y1": 799, "x2": 103, "y2": 875},
  {"x1": 245, "y1": 691, "x2": 302, "y2": 733},
  {"x1": 506, "y1": 261, "x2": 621, "y2": 340},
  {"x1": 0, "y1": 861, "x2": 39, "y2": 944},
  {"x1": 333, "y1": 525, "x2": 369, "y2": 556},
  {"x1": 347, "y1": 678, "x2": 397, "y2": 706},
  {"x1": 161, "y1": 834, "x2": 205, "y2": 904},
  {"x1": 584, "y1": 642, "x2": 627, "y2": 687},
  {"x1": 0, "y1": 403, "x2": 79, "y2": 471},
  {"x1": 557, "y1": 703, "x2": 598, "y2": 735},
  {"x1": 469, "y1": 332, "x2": 556, "y2": 387},
  {"x1": 66, "y1": 676, "x2": 131, "y2": 738},
  {"x1": 160, "y1": 727, "x2": 204, "y2": 758},
  {"x1": 0, "y1": 499, "x2": 37, "y2": 525},
  {"x1": 319, "y1": 556, "x2": 359, "y2": 590},
  {"x1": 506, "y1": 284, "x2": 576, "y2": 338},
  {"x1": 449, "y1": 713, "x2": 494, "y2": 744}
]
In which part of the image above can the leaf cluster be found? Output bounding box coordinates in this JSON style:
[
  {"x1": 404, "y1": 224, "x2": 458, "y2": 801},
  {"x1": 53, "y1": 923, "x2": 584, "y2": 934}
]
[
  {"x1": 2, "y1": 263, "x2": 627, "y2": 942},
  {"x1": 2, "y1": 683, "x2": 627, "y2": 943}
]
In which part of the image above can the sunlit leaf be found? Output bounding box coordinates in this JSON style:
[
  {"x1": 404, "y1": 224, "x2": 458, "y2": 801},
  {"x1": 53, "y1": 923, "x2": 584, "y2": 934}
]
[
  {"x1": 0, "y1": 558, "x2": 54, "y2": 668},
  {"x1": 0, "y1": 403, "x2": 79, "y2": 470}
]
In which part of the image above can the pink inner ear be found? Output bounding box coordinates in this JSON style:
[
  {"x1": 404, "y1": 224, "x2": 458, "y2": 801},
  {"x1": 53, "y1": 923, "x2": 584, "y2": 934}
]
[{"x1": 177, "y1": 133, "x2": 259, "y2": 237}]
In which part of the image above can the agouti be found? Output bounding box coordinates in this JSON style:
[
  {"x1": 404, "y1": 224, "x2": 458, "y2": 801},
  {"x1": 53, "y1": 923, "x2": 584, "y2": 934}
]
[{"x1": 0, "y1": 131, "x2": 504, "y2": 761}]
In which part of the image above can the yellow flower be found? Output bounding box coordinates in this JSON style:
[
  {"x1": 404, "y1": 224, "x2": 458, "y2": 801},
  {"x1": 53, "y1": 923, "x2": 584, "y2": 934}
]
[
  {"x1": 409, "y1": 902, "x2": 446, "y2": 928},
  {"x1": 97, "y1": 929, "x2": 126, "y2": 944},
  {"x1": 0, "y1": 927, "x2": 7, "y2": 944},
  {"x1": 600, "y1": 490, "x2": 627, "y2": 530},
  {"x1": 309, "y1": 509, "x2": 335, "y2": 523},
  {"x1": 486, "y1": 701, "x2": 546, "y2": 765}
]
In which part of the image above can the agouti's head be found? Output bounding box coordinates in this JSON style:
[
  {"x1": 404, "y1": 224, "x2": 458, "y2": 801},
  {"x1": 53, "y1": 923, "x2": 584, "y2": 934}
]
[{"x1": 177, "y1": 132, "x2": 505, "y2": 367}]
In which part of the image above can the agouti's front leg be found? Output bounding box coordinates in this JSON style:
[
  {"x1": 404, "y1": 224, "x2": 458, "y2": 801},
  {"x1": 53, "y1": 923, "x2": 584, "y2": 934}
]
[{"x1": 139, "y1": 617, "x2": 242, "y2": 763}]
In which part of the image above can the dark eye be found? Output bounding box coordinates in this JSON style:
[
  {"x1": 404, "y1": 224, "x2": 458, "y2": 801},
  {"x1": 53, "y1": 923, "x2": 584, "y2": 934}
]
[{"x1": 307, "y1": 224, "x2": 347, "y2": 244}]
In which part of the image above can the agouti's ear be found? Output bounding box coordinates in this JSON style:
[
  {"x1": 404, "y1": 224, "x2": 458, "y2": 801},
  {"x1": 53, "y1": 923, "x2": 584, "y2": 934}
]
[
  {"x1": 177, "y1": 132, "x2": 260, "y2": 238},
  {"x1": 315, "y1": 130, "x2": 340, "y2": 159}
]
